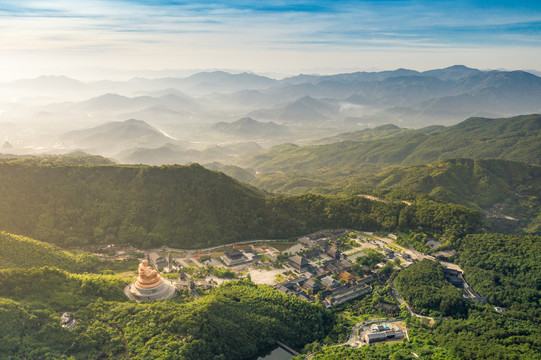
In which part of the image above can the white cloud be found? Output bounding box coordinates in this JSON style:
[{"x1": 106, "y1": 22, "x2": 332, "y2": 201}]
[{"x1": 0, "y1": 0, "x2": 540, "y2": 80}]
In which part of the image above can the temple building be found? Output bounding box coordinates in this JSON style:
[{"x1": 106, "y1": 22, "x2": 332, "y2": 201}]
[
  {"x1": 124, "y1": 260, "x2": 176, "y2": 302},
  {"x1": 288, "y1": 255, "x2": 309, "y2": 272},
  {"x1": 221, "y1": 249, "x2": 249, "y2": 266},
  {"x1": 148, "y1": 251, "x2": 168, "y2": 270}
]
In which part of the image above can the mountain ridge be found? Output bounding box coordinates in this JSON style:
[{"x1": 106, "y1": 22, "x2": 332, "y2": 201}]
[{"x1": 244, "y1": 114, "x2": 541, "y2": 173}]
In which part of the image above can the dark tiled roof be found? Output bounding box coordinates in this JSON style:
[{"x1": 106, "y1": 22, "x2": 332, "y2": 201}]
[
  {"x1": 225, "y1": 249, "x2": 243, "y2": 259},
  {"x1": 288, "y1": 255, "x2": 308, "y2": 266}
]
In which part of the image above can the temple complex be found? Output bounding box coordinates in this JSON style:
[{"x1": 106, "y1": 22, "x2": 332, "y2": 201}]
[{"x1": 124, "y1": 259, "x2": 176, "y2": 302}]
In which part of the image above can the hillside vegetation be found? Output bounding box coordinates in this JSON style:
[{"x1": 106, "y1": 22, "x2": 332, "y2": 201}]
[
  {"x1": 456, "y1": 233, "x2": 541, "y2": 315},
  {"x1": 310, "y1": 124, "x2": 416, "y2": 145},
  {"x1": 244, "y1": 114, "x2": 541, "y2": 173},
  {"x1": 231, "y1": 115, "x2": 541, "y2": 234},
  {"x1": 234, "y1": 157, "x2": 539, "y2": 234},
  {"x1": 0, "y1": 232, "x2": 102, "y2": 272},
  {"x1": 0, "y1": 161, "x2": 481, "y2": 249},
  {"x1": 357, "y1": 159, "x2": 541, "y2": 234},
  {"x1": 0, "y1": 268, "x2": 330, "y2": 360},
  {"x1": 395, "y1": 260, "x2": 467, "y2": 317},
  {"x1": 0, "y1": 267, "x2": 129, "y2": 308}
]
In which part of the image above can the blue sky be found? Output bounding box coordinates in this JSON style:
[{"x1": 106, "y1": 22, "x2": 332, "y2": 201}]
[{"x1": 0, "y1": 0, "x2": 540, "y2": 79}]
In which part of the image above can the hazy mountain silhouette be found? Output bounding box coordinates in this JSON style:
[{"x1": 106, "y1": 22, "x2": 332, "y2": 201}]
[
  {"x1": 60, "y1": 119, "x2": 176, "y2": 155},
  {"x1": 212, "y1": 117, "x2": 289, "y2": 138}
]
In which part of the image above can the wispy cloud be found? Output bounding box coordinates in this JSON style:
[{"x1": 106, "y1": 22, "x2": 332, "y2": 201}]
[{"x1": 0, "y1": 0, "x2": 540, "y2": 78}]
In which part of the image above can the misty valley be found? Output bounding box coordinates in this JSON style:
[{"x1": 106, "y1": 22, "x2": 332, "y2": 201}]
[{"x1": 2, "y1": 66, "x2": 540, "y2": 162}]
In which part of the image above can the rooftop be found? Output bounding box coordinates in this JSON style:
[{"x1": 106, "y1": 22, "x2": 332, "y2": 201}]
[
  {"x1": 288, "y1": 255, "x2": 308, "y2": 266},
  {"x1": 225, "y1": 249, "x2": 243, "y2": 258}
]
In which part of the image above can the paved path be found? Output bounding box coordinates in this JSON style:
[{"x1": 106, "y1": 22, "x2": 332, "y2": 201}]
[
  {"x1": 346, "y1": 322, "x2": 361, "y2": 346},
  {"x1": 157, "y1": 239, "x2": 283, "y2": 255},
  {"x1": 440, "y1": 261, "x2": 463, "y2": 272},
  {"x1": 177, "y1": 259, "x2": 191, "y2": 268},
  {"x1": 191, "y1": 258, "x2": 205, "y2": 268},
  {"x1": 344, "y1": 318, "x2": 388, "y2": 346}
]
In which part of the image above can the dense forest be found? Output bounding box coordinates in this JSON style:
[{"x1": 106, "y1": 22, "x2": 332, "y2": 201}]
[
  {"x1": 298, "y1": 306, "x2": 541, "y2": 360},
  {"x1": 0, "y1": 161, "x2": 481, "y2": 248},
  {"x1": 0, "y1": 231, "x2": 138, "y2": 273},
  {"x1": 394, "y1": 260, "x2": 467, "y2": 317},
  {"x1": 221, "y1": 157, "x2": 540, "y2": 236},
  {"x1": 456, "y1": 233, "x2": 541, "y2": 318},
  {"x1": 0, "y1": 268, "x2": 331, "y2": 360}
]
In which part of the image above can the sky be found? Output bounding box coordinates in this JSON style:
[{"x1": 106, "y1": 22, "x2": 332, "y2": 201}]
[{"x1": 1, "y1": 0, "x2": 541, "y2": 80}]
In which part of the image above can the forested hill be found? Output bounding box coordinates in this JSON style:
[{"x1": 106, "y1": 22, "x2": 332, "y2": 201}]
[
  {"x1": 0, "y1": 162, "x2": 480, "y2": 248},
  {"x1": 0, "y1": 270, "x2": 330, "y2": 360},
  {"x1": 0, "y1": 162, "x2": 266, "y2": 248},
  {"x1": 234, "y1": 115, "x2": 541, "y2": 235},
  {"x1": 244, "y1": 114, "x2": 541, "y2": 172},
  {"x1": 0, "y1": 232, "x2": 102, "y2": 272},
  {"x1": 357, "y1": 159, "x2": 541, "y2": 234}
]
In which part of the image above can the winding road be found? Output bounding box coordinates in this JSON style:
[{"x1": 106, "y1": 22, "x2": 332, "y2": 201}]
[{"x1": 391, "y1": 279, "x2": 435, "y2": 325}]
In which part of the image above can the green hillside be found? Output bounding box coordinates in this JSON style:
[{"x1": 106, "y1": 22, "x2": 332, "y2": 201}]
[
  {"x1": 0, "y1": 267, "x2": 129, "y2": 308},
  {"x1": 0, "y1": 153, "x2": 115, "y2": 165},
  {"x1": 232, "y1": 114, "x2": 541, "y2": 234},
  {"x1": 244, "y1": 114, "x2": 541, "y2": 175},
  {"x1": 0, "y1": 268, "x2": 330, "y2": 360},
  {"x1": 395, "y1": 260, "x2": 467, "y2": 317},
  {"x1": 0, "y1": 232, "x2": 102, "y2": 272},
  {"x1": 0, "y1": 162, "x2": 267, "y2": 248},
  {"x1": 456, "y1": 233, "x2": 541, "y2": 314},
  {"x1": 234, "y1": 157, "x2": 539, "y2": 234},
  {"x1": 357, "y1": 159, "x2": 541, "y2": 233},
  {"x1": 310, "y1": 124, "x2": 415, "y2": 144},
  {"x1": 402, "y1": 114, "x2": 541, "y2": 165},
  {"x1": 0, "y1": 161, "x2": 480, "y2": 248}
]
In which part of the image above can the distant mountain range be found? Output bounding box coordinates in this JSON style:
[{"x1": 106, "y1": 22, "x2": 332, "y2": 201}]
[
  {"x1": 58, "y1": 118, "x2": 266, "y2": 165},
  {"x1": 3, "y1": 65, "x2": 541, "y2": 161},
  {"x1": 5, "y1": 65, "x2": 541, "y2": 130},
  {"x1": 248, "y1": 96, "x2": 339, "y2": 123},
  {"x1": 47, "y1": 92, "x2": 203, "y2": 116}
]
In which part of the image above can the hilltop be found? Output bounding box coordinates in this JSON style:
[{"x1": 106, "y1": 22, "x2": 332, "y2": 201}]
[
  {"x1": 358, "y1": 159, "x2": 541, "y2": 234},
  {"x1": 0, "y1": 161, "x2": 480, "y2": 248},
  {"x1": 244, "y1": 114, "x2": 541, "y2": 173},
  {"x1": 0, "y1": 232, "x2": 102, "y2": 272}
]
